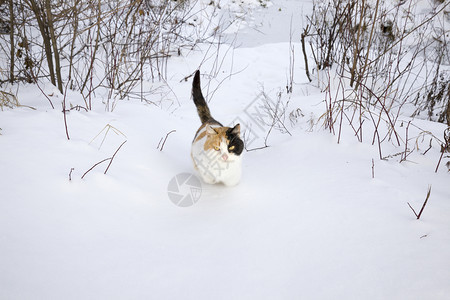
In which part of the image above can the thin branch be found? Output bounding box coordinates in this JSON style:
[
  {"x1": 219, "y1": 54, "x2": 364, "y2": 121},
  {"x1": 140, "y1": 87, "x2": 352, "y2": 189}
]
[
  {"x1": 157, "y1": 130, "x2": 176, "y2": 151},
  {"x1": 435, "y1": 129, "x2": 450, "y2": 172},
  {"x1": 416, "y1": 185, "x2": 432, "y2": 220},
  {"x1": 371, "y1": 159, "x2": 375, "y2": 179},
  {"x1": 368, "y1": 2, "x2": 450, "y2": 68},
  {"x1": 246, "y1": 145, "x2": 269, "y2": 152},
  {"x1": 68, "y1": 168, "x2": 74, "y2": 181},
  {"x1": 435, "y1": 150, "x2": 445, "y2": 173},
  {"x1": 400, "y1": 121, "x2": 411, "y2": 162},
  {"x1": 81, "y1": 158, "x2": 111, "y2": 179},
  {"x1": 407, "y1": 185, "x2": 432, "y2": 220},
  {"x1": 27, "y1": 65, "x2": 55, "y2": 109},
  {"x1": 62, "y1": 81, "x2": 70, "y2": 140},
  {"x1": 407, "y1": 202, "x2": 419, "y2": 218},
  {"x1": 82, "y1": 140, "x2": 127, "y2": 179},
  {"x1": 104, "y1": 140, "x2": 127, "y2": 174},
  {"x1": 301, "y1": 26, "x2": 312, "y2": 82},
  {"x1": 422, "y1": 138, "x2": 432, "y2": 155}
]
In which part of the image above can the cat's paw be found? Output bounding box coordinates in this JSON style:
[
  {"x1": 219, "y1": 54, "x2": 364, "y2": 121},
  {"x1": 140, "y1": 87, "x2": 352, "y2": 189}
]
[
  {"x1": 200, "y1": 173, "x2": 217, "y2": 185},
  {"x1": 222, "y1": 177, "x2": 240, "y2": 187}
]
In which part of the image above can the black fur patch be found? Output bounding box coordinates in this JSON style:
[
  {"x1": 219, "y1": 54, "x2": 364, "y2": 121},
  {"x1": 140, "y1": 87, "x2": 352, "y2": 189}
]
[{"x1": 226, "y1": 127, "x2": 244, "y2": 156}]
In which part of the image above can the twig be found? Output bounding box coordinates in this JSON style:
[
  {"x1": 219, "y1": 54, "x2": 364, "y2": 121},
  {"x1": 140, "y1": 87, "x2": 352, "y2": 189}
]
[
  {"x1": 70, "y1": 105, "x2": 88, "y2": 112},
  {"x1": 26, "y1": 57, "x2": 54, "y2": 109},
  {"x1": 422, "y1": 138, "x2": 432, "y2": 155},
  {"x1": 81, "y1": 158, "x2": 111, "y2": 179},
  {"x1": 287, "y1": 15, "x2": 295, "y2": 93},
  {"x1": 407, "y1": 202, "x2": 419, "y2": 218},
  {"x1": 158, "y1": 130, "x2": 176, "y2": 151},
  {"x1": 68, "y1": 168, "x2": 74, "y2": 181},
  {"x1": 354, "y1": 0, "x2": 380, "y2": 91},
  {"x1": 407, "y1": 185, "x2": 432, "y2": 220},
  {"x1": 372, "y1": 159, "x2": 375, "y2": 179},
  {"x1": 435, "y1": 149, "x2": 445, "y2": 173},
  {"x1": 416, "y1": 186, "x2": 432, "y2": 220},
  {"x1": 246, "y1": 145, "x2": 269, "y2": 152},
  {"x1": 242, "y1": 130, "x2": 269, "y2": 152},
  {"x1": 62, "y1": 81, "x2": 70, "y2": 140},
  {"x1": 82, "y1": 140, "x2": 127, "y2": 179},
  {"x1": 400, "y1": 121, "x2": 411, "y2": 162},
  {"x1": 104, "y1": 140, "x2": 127, "y2": 174},
  {"x1": 435, "y1": 128, "x2": 450, "y2": 172},
  {"x1": 157, "y1": 137, "x2": 164, "y2": 150},
  {"x1": 89, "y1": 124, "x2": 127, "y2": 149},
  {"x1": 301, "y1": 26, "x2": 312, "y2": 82}
]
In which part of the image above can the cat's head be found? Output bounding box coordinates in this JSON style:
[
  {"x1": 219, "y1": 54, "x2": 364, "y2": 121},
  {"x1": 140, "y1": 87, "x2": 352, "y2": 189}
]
[{"x1": 205, "y1": 124, "x2": 244, "y2": 162}]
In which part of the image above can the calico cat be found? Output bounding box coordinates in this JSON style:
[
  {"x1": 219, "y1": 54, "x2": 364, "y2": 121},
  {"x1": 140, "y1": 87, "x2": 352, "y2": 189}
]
[{"x1": 190, "y1": 70, "x2": 244, "y2": 186}]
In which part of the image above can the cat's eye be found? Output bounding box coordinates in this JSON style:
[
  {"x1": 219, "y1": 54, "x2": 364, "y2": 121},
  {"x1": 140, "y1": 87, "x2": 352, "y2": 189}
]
[
  {"x1": 229, "y1": 145, "x2": 235, "y2": 151},
  {"x1": 214, "y1": 146, "x2": 220, "y2": 151}
]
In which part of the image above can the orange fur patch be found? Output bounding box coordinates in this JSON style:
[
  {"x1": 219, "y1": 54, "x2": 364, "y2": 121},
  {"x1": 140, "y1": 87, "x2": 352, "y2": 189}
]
[
  {"x1": 193, "y1": 124, "x2": 230, "y2": 151},
  {"x1": 204, "y1": 127, "x2": 229, "y2": 151}
]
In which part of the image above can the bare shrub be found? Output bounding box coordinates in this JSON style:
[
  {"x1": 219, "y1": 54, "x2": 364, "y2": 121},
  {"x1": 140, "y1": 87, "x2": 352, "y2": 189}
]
[
  {"x1": 0, "y1": 90, "x2": 19, "y2": 109},
  {"x1": 0, "y1": 0, "x2": 215, "y2": 110},
  {"x1": 303, "y1": 0, "x2": 450, "y2": 159}
]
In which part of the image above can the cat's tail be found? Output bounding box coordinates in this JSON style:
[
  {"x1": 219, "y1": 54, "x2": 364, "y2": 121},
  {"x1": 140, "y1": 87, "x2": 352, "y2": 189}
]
[{"x1": 192, "y1": 70, "x2": 213, "y2": 124}]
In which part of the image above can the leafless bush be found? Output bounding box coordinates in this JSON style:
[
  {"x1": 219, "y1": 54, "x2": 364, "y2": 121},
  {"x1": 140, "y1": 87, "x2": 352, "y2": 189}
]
[
  {"x1": 415, "y1": 69, "x2": 450, "y2": 126},
  {"x1": 303, "y1": 0, "x2": 450, "y2": 159},
  {"x1": 243, "y1": 87, "x2": 292, "y2": 151},
  {"x1": 0, "y1": 90, "x2": 19, "y2": 109},
  {"x1": 0, "y1": 0, "x2": 213, "y2": 110}
]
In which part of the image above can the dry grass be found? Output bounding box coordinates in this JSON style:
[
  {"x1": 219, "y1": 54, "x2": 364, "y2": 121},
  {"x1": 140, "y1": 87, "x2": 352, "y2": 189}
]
[{"x1": 0, "y1": 90, "x2": 19, "y2": 110}]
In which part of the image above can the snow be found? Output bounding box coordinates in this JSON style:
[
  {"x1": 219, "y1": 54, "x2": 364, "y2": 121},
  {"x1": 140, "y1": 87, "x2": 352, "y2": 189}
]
[{"x1": 1, "y1": 0, "x2": 450, "y2": 299}]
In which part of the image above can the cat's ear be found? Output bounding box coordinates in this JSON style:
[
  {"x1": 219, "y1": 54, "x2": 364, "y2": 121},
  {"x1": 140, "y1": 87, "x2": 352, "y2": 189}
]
[
  {"x1": 206, "y1": 124, "x2": 217, "y2": 135},
  {"x1": 231, "y1": 124, "x2": 240, "y2": 136}
]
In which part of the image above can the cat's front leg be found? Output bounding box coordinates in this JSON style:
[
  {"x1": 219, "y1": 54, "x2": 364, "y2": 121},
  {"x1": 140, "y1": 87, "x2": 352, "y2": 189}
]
[{"x1": 200, "y1": 171, "x2": 217, "y2": 185}]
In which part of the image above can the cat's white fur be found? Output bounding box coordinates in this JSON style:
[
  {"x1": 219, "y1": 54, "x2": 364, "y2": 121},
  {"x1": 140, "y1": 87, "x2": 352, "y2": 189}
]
[{"x1": 191, "y1": 125, "x2": 242, "y2": 186}]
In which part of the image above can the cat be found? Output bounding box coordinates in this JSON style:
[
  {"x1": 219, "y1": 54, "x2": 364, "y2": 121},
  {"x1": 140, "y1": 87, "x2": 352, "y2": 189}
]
[{"x1": 190, "y1": 70, "x2": 244, "y2": 186}]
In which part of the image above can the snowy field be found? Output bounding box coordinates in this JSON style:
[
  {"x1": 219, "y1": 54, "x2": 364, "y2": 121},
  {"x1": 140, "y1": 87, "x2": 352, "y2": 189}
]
[{"x1": 1, "y1": 0, "x2": 449, "y2": 299}]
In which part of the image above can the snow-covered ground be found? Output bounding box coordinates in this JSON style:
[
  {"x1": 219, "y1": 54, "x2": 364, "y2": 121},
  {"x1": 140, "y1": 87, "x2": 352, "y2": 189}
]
[{"x1": 1, "y1": 0, "x2": 449, "y2": 299}]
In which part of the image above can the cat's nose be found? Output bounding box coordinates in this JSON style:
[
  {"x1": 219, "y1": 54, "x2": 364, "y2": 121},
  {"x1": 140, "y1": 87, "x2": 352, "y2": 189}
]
[{"x1": 221, "y1": 154, "x2": 228, "y2": 161}]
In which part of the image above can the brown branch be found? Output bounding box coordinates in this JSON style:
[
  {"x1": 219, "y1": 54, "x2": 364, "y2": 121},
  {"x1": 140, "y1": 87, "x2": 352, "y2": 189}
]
[
  {"x1": 407, "y1": 202, "x2": 419, "y2": 218},
  {"x1": 422, "y1": 138, "x2": 432, "y2": 155},
  {"x1": 435, "y1": 129, "x2": 450, "y2": 172},
  {"x1": 81, "y1": 140, "x2": 127, "y2": 179},
  {"x1": 416, "y1": 186, "x2": 432, "y2": 220},
  {"x1": 407, "y1": 185, "x2": 432, "y2": 220},
  {"x1": 246, "y1": 145, "x2": 269, "y2": 152},
  {"x1": 158, "y1": 130, "x2": 176, "y2": 151},
  {"x1": 400, "y1": 121, "x2": 411, "y2": 163},
  {"x1": 68, "y1": 168, "x2": 74, "y2": 181},
  {"x1": 435, "y1": 150, "x2": 445, "y2": 173},
  {"x1": 45, "y1": 0, "x2": 63, "y2": 93},
  {"x1": 62, "y1": 81, "x2": 70, "y2": 140},
  {"x1": 81, "y1": 158, "x2": 111, "y2": 179},
  {"x1": 26, "y1": 0, "x2": 56, "y2": 87},
  {"x1": 354, "y1": 0, "x2": 379, "y2": 91},
  {"x1": 104, "y1": 140, "x2": 127, "y2": 174},
  {"x1": 349, "y1": 0, "x2": 367, "y2": 87},
  {"x1": 371, "y1": 159, "x2": 375, "y2": 179},
  {"x1": 301, "y1": 26, "x2": 312, "y2": 82},
  {"x1": 8, "y1": 0, "x2": 14, "y2": 83}
]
